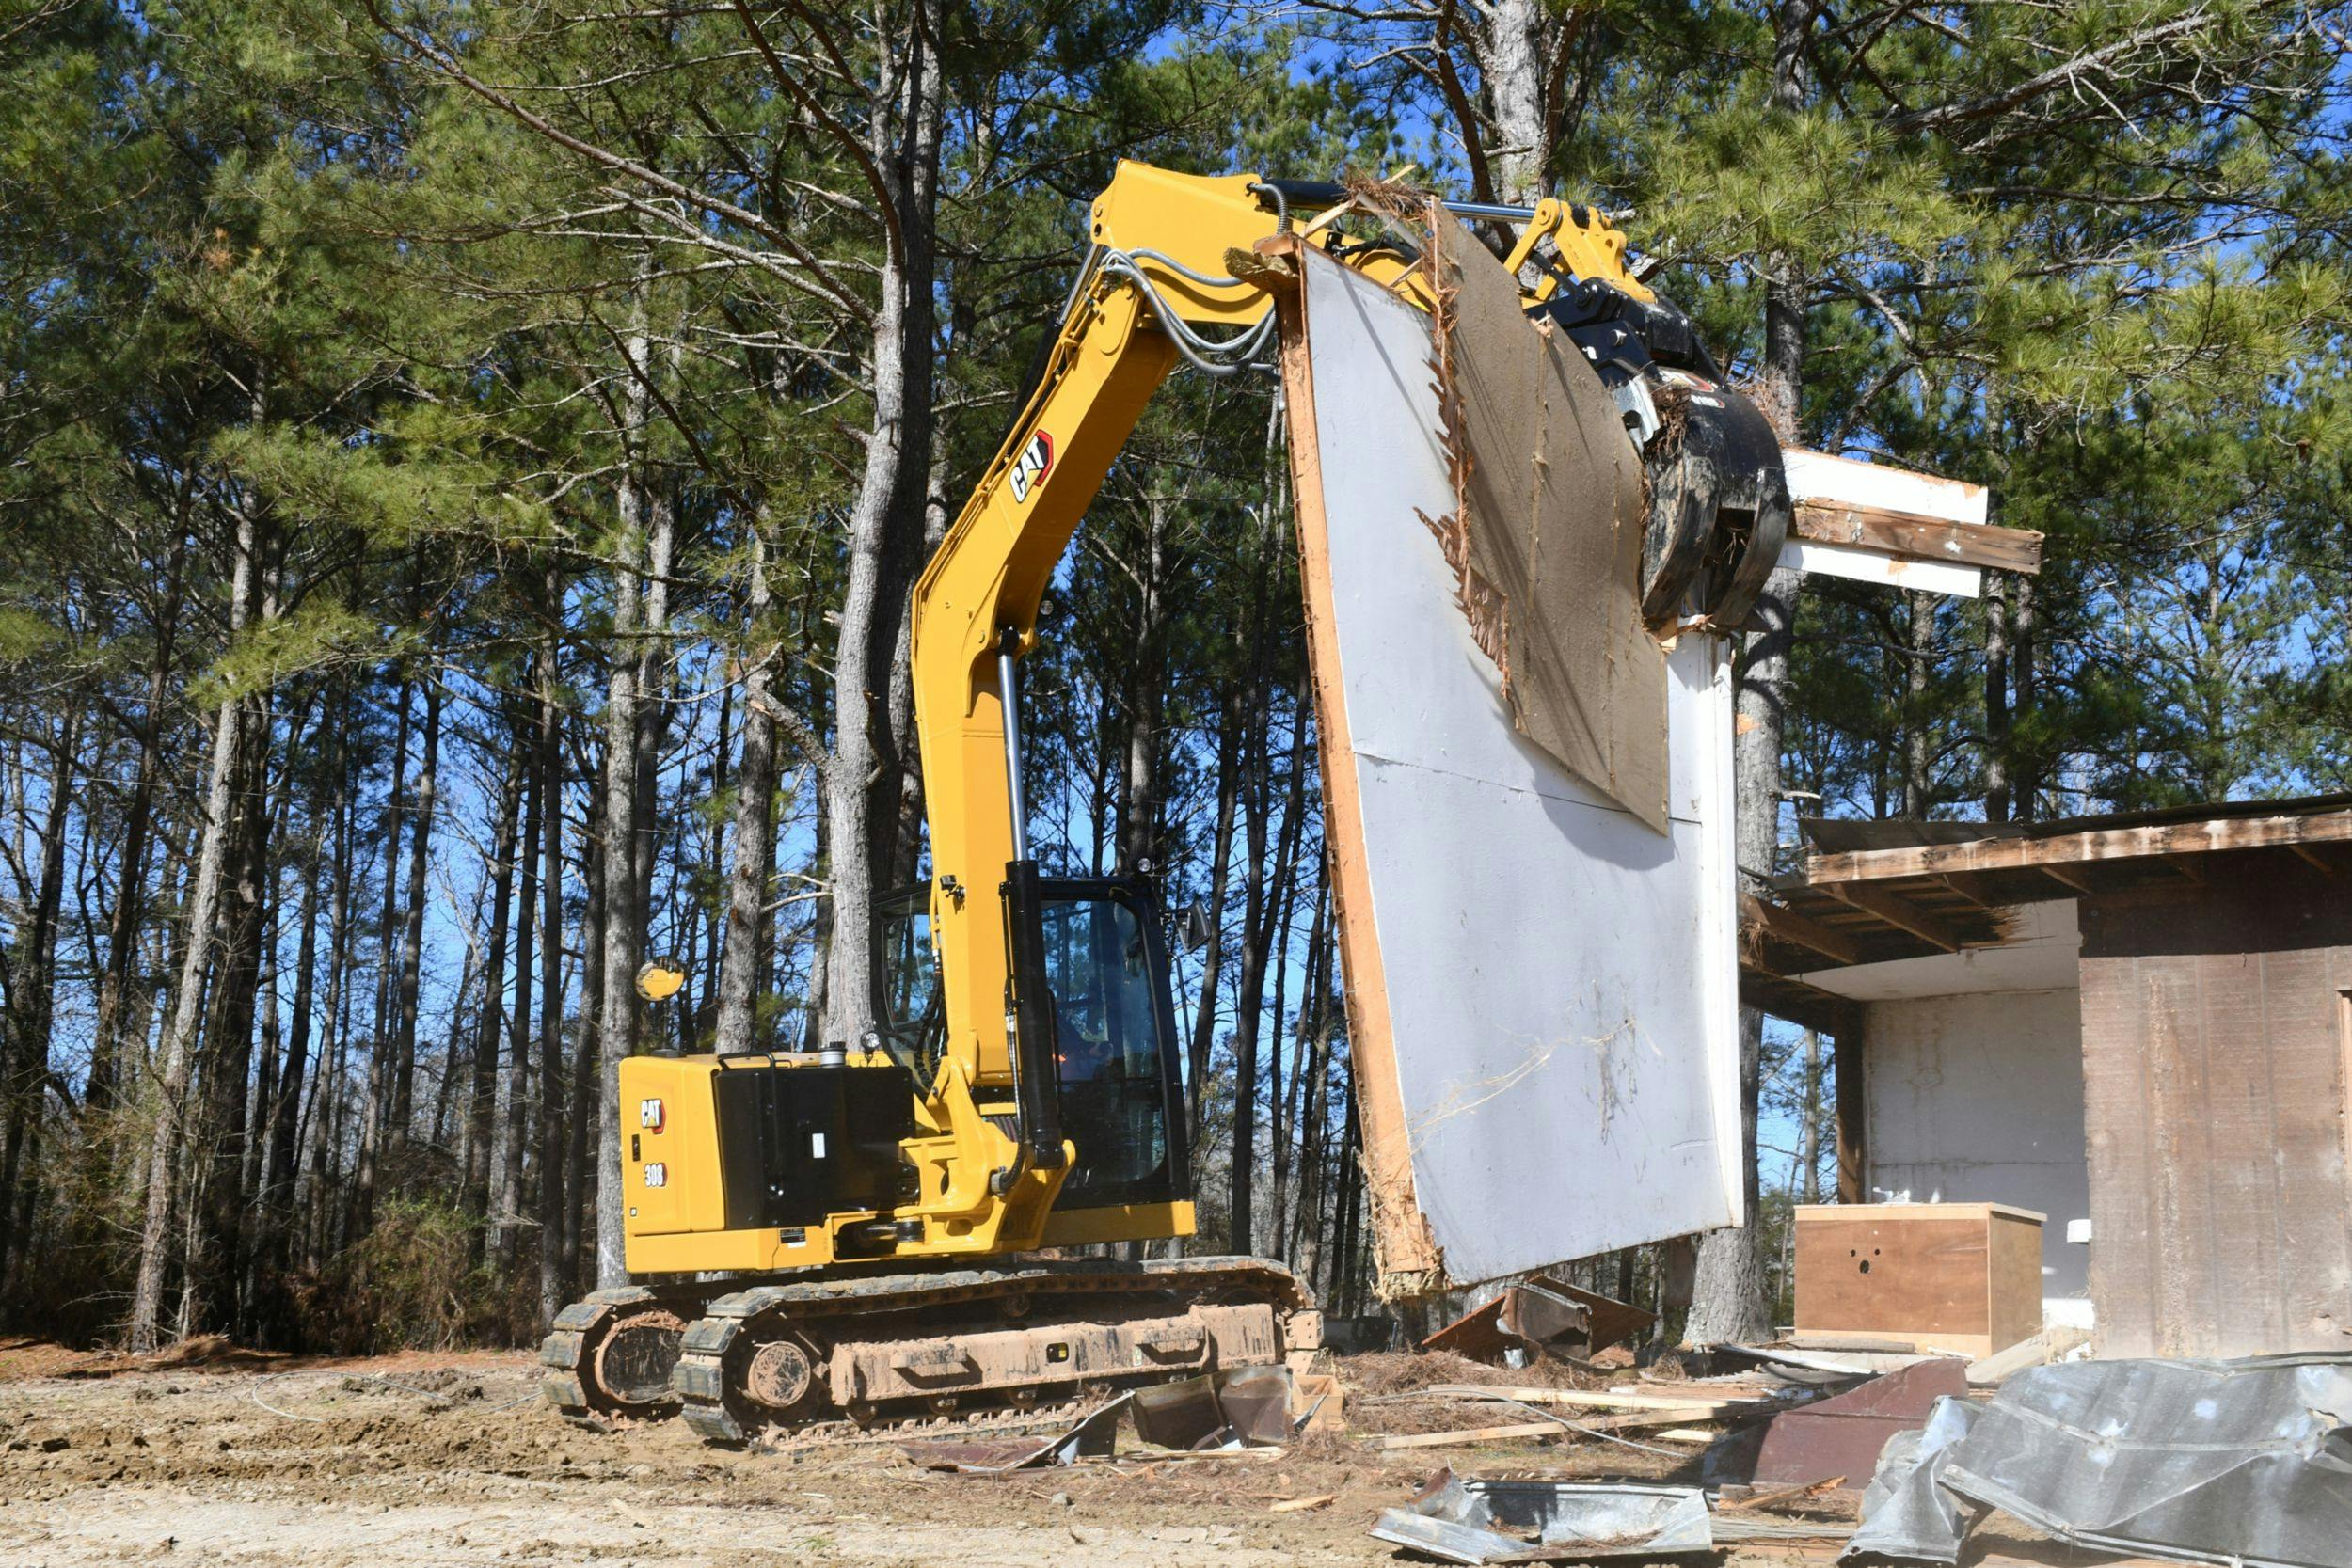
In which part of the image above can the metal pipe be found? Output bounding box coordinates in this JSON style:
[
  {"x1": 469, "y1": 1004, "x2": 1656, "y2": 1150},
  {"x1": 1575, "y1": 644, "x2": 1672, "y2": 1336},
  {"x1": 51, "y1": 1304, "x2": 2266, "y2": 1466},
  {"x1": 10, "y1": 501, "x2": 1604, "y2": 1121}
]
[
  {"x1": 997, "y1": 629, "x2": 1032, "y2": 863},
  {"x1": 1439, "y1": 199, "x2": 1539, "y2": 221}
]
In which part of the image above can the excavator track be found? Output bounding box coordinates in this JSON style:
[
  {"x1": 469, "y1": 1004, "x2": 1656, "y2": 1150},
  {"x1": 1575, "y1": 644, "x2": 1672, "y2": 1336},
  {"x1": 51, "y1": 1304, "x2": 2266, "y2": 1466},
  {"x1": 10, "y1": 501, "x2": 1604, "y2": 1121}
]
[
  {"x1": 539, "y1": 1285, "x2": 705, "y2": 1429},
  {"x1": 671, "y1": 1256, "x2": 1319, "y2": 1446}
]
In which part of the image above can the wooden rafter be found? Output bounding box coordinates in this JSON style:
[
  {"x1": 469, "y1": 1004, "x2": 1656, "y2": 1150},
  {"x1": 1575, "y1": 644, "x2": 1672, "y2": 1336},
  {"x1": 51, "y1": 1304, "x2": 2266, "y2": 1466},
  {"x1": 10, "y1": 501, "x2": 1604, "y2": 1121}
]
[
  {"x1": 2036, "y1": 862, "x2": 2096, "y2": 895},
  {"x1": 1740, "y1": 973, "x2": 1858, "y2": 1038},
  {"x1": 2290, "y1": 843, "x2": 2341, "y2": 878},
  {"x1": 1740, "y1": 893, "x2": 1866, "y2": 968},
  {"x1": 1931, "y1": 872, "x2": 1997, "y2": 908},
  {"x1": 1822, "y1": 880, "x2": 1968, "y2": 953}
]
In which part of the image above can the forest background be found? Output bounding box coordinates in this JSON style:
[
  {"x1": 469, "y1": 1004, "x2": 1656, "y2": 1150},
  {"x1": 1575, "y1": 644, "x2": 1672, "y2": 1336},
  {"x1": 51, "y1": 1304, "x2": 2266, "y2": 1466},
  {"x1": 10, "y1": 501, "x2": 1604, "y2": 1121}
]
[{"x1": 0, "y1": 0, "x2": 2344, "y2": 1354}]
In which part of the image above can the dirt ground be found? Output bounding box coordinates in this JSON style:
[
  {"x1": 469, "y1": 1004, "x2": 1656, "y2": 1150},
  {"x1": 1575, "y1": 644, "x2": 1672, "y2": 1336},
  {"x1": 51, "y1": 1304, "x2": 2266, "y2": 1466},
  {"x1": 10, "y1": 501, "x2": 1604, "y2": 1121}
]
[{"x1": 0, "y1": 1339, "x2": 1851, "y2": 1568}]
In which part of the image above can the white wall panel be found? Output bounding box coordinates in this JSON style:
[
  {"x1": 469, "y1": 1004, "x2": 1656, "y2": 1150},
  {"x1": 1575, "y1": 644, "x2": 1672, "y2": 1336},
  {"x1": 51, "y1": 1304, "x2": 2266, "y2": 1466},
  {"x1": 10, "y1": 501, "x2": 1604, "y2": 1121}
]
[
  {"x1": 1290, "y1": 247, "x2": 1742, "y2": 1288},
  {"x1": 1862, "y1": 987, "x2": 2092, "y2": 1317}
]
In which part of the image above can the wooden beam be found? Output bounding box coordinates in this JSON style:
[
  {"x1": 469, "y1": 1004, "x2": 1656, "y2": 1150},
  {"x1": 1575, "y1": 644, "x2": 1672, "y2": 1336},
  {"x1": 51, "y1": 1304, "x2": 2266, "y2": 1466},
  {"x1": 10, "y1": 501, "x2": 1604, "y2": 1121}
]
[
  {"x1": 1741, "y1": 893, "x2": 1867, "y2": 967},
  {"x1": 1783, "y1": 448, "x2": 1989, "y2": 524},
  {"x1": 1822, "y1": 880, "x2": 1968, "y2": 953},
  {"x1": 1936, "y1": 865, "x2": 2059, "y2": 909},
  {"x1": 1377, "y1": 1421, "x2": 1563, "y2": 1451},
  {"x1": 1804, "y1": 808, "x2": 2352, "y2": 885},
  {"x1": 1835, "y1": 1016, "x2": 1867, "y2": 1204},
  {"x1": 1419, "y1": 1386, "x2": 1789, "y2": 1417},
  {"x1": 1379, "y1": 1421, "x2": 1562, "y2": 1450},
  {"x1": 1792, "y1": 499, "x2": 2042, "y2": 575},
  {"x1": 2036, "y1": 862, "x2": 2096, "y2": 895},
  {"x1": 1740, "y1": 974, "x2": 1858, "y2": 1037},
  {"x1": 2290, "y1": 843, "x2": 2340, "y2": 878},
  {"x1": 1931, "y1": 872, "x2": 1995, "y2": 909}
]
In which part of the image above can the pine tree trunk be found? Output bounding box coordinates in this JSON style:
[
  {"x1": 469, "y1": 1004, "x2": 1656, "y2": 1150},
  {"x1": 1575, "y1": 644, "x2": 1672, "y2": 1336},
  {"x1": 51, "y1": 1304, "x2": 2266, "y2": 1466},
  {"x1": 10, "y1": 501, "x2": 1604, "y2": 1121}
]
[
  {"x1": 2012, "y1": 576, "x2": 2037, "y2": 820},
  {"x1": 1685, "y1": 0, "x2": 1811, "y2": 1350},
  {"x1": 302, "y1": 725, "x2": 358, "y2": 1274},
  {"x1": 1983, "y1": 575, "x2": 2011, "y2": 822},
  {"x1": 389, "y1": 673, "x2": 441, "y2": 1147},
  {"x1": 1117, "y1": 498, "x2": 1168, "y2": 876},
  {"x1": 499, "y1": 699, "x2": 541, "y2": 1273},
  {"x1": 574, "y1": 723, "x2": 608, "y2": 1291},
  {"x1": 595, "y1": 541, "x2": 644, "y2": 1287},
  {"x1": 717, "y1": 531, "x2": 778, "y2": 1057},
  {"x1": 820, "y1": 0, "x2": 940, "y2": 1053},
  {"x1": 1478, "y1": 0, "x2": 1550, "y2": 205},
  {"x1": 203, "y1": 674, "x2": 276, "y2": 1334},
  {"x1": 92, "y1": 526, "x2": 189, "y2": 1111},
  {"x1": 266, "y1": 733, "x2": 328, "y2": 1258},
  {"x1": 0, "y1": 705, "x2": 80, "y2": 1287},
  {"x1": 466, "y1": 743, "x2": 524, "y2": 1260},
  {"x1": 1185, "y1": 706, "x2": 1241, "y2": 1143},
  {"x1": 1229, "y1": 691, "x2": 1309, "y2": 1257},
  {"x1": 129, "y1": 502, "x2": 260, "y2": 1353},
  {"x1": 536, "y1": 589, "x2": 570, "y2": 1323},
  {"x1": 1902, "y1": 591, "x2": 1933, "y2": 815},
  {"x1": 354, "y1": 668, "x2": 412, "y2": 1238}
]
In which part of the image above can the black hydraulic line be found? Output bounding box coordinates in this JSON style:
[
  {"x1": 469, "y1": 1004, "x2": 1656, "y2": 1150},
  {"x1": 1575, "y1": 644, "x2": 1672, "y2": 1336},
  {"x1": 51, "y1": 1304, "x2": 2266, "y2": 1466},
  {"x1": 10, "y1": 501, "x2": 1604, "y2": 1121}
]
[{"x1": 1000, "y1": 859, "x2": 1070, "y2": 1176}]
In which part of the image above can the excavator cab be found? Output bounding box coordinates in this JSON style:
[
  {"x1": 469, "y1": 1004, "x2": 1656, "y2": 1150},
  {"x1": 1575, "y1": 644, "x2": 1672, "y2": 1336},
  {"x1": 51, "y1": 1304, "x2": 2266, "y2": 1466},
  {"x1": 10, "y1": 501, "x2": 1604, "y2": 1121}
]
[{"x1": 876, "y1": 873, "x2": 1190, "y2": 1214}]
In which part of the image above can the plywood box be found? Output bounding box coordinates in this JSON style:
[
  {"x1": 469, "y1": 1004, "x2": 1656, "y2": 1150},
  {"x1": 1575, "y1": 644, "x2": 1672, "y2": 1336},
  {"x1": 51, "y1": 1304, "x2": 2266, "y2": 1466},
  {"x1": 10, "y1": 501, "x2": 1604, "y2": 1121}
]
[{"x1": 1793, "y1": 1202, "x2": 2044, "y2": 1358}]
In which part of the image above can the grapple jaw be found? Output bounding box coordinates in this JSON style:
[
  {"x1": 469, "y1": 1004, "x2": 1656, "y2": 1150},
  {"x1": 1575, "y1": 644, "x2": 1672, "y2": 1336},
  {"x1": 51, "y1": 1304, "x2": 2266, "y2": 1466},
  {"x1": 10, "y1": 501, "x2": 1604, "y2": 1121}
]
[
  {"x1": 1529, "y1": 278, "x2": 1791, "y2": 632},
  {"x1": 1637, "y1": 372, "x2": 1791, "y2": 631}
]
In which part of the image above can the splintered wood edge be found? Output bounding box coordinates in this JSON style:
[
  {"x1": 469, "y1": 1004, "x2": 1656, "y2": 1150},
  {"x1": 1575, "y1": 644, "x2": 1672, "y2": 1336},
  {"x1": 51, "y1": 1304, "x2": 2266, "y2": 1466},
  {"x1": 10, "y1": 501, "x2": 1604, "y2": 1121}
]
[{"x1": 1258, "y1": 234, "x2": 1444, "y2": 1288}]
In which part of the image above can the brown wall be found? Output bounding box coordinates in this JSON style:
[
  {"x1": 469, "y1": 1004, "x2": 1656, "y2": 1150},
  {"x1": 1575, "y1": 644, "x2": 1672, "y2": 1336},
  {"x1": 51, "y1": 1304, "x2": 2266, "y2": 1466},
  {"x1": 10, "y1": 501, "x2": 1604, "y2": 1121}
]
[{"x1": 2079, "y1": 866, "x2": 2352, "y2": 1359}]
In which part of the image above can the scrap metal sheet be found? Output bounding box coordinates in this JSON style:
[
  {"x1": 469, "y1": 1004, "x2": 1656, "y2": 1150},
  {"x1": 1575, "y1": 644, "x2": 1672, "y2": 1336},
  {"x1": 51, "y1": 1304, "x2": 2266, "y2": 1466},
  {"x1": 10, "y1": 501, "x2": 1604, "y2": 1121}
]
[
  {"x1": 1372, "y1": 1471, "x2": 1714, "y2": 1563},
  {"x1": 1840, "y1": 1396, "x2": 1983, "y2": 1564},
  {"x1": 1279, "y1": 242, "x2": 1741, "y2": 1292},
  {"x1": 1750, "y1": 1356, "x2": 1969, "y2": 1486},
  {"x1": 1937, "y1": 1354, "x2": 2352, "y2": 1568}
]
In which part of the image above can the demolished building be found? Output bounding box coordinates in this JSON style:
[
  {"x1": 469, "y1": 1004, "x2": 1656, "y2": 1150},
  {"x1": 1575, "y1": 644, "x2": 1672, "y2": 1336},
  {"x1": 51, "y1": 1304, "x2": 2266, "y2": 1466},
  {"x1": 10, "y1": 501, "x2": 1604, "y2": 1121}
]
[{"x1": 1744, "y1": 793, "x2": 2352, "y2": 1358}]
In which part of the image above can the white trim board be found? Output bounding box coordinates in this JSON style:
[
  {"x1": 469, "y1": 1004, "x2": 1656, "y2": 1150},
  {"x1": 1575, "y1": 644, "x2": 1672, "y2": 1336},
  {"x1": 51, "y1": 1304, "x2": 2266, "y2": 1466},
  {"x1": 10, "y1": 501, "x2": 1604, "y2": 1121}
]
[
  {"x1": 1777, "y1": 539, "x2": 1984, "y2": 599},
  {"x1": 1783, "y1": 447, "x2": 1989, "y2": 525}
]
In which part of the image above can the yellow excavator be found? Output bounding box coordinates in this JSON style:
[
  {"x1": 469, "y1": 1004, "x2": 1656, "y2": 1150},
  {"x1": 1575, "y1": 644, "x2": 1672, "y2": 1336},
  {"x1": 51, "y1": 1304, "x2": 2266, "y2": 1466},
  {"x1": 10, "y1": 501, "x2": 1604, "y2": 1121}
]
[{"x1": 540, "y1": 163, "x2": 1788, "y2": 1442}]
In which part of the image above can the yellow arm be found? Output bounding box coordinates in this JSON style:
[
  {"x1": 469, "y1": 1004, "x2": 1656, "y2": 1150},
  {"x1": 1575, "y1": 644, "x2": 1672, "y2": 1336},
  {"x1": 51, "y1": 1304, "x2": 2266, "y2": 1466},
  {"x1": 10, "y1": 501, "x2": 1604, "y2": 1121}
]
[
  {"x1": 909, "y1": 165, "x2": 1279, "y2": 1098},
  {"x1": 898, "y1": 164, "x2": 1666, "y2": 1249}
]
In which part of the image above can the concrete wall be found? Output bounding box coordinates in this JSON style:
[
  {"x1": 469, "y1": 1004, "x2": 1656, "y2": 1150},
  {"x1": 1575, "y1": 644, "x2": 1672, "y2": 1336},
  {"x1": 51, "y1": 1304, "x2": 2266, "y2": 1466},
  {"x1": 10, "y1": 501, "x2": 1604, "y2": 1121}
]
[{"x1": 1863, "y1": 987, "x2": 2091, "y2": 1323}]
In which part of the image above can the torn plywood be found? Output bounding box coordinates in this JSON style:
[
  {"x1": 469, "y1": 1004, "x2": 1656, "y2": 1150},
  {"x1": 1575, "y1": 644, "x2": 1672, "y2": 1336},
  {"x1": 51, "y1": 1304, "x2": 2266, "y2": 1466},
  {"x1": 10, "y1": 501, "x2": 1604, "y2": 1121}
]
[
  {"x1": 1425, "y1": 210, "x2": 1670, "y2": 833},
  {"x1": 1271, "y1": 236, "x2": 1741, "y2": 1295}
]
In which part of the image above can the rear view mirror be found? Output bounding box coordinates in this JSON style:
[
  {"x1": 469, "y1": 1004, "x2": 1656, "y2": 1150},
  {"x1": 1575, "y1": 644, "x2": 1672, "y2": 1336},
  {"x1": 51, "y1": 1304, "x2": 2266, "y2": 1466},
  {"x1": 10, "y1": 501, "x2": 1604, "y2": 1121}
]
[{"x1": 1178, "y1": 900, "x2": 1213, "y2": 953}]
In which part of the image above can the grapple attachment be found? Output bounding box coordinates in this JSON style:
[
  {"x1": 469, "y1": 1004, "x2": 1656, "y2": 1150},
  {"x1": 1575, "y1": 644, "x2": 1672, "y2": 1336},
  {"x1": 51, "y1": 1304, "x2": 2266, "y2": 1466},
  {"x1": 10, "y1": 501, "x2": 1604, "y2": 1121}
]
[{"x1": 1526, "y1": 263, "x2": 1791, "y2": 631}]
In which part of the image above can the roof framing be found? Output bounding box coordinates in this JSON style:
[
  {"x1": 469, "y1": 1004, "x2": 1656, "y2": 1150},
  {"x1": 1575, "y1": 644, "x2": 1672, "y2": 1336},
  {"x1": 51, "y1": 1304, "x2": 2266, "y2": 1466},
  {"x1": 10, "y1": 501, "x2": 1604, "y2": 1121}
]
[{"x1": 1804, "y1": 806, "x2": 2352, "y2": 886}]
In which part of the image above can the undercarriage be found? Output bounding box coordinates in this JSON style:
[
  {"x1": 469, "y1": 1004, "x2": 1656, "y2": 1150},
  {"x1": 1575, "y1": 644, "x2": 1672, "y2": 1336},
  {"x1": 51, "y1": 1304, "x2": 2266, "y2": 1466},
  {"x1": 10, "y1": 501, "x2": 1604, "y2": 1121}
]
[{"x1": 541, "y1": 1256, "x2": 1320, "y2": 1446}]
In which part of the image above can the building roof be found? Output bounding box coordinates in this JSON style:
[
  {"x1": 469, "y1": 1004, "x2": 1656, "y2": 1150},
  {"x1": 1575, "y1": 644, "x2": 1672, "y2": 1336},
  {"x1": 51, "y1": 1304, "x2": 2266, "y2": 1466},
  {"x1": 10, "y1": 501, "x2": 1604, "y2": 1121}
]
[
  {"x1": 1740, "y1": 792, "x2": 2352, "y2": 1033},
  {"x1": 1797, "y1": 791, "x2": 2352, "y2": 856}
]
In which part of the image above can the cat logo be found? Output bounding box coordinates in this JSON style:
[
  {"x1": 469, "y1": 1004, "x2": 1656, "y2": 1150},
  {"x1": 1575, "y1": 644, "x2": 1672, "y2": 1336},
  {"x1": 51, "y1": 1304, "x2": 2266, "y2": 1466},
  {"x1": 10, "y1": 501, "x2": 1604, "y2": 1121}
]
[{"x1": 1009, "y1": 430, "x2": 1054, "y2": 504}]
